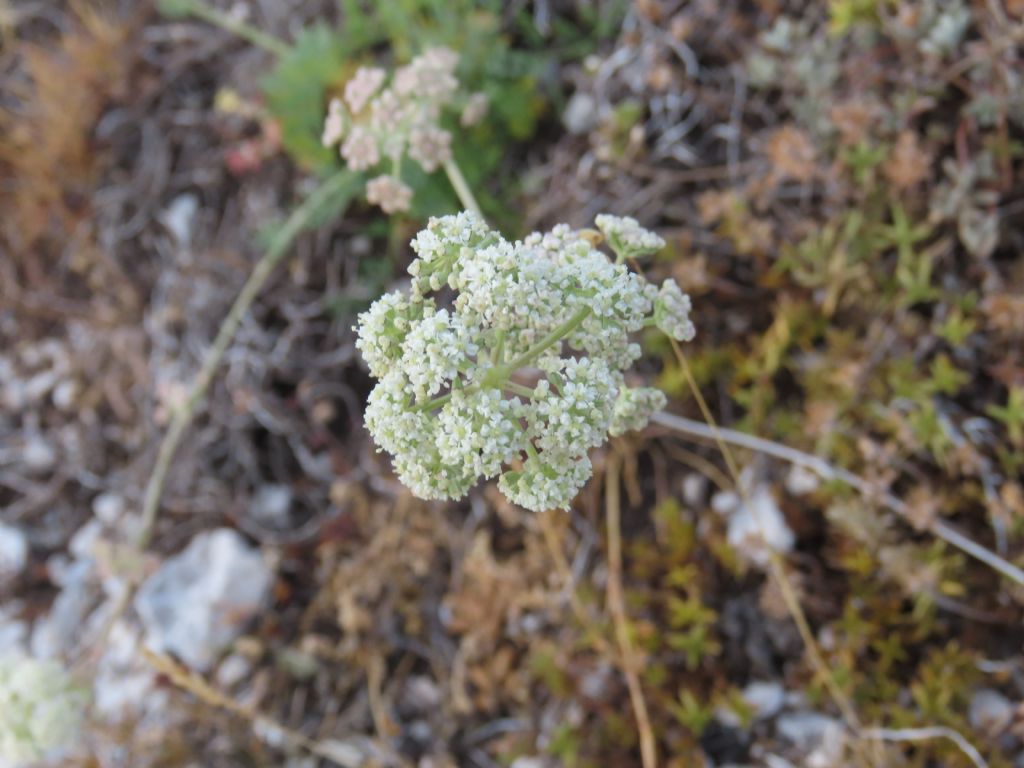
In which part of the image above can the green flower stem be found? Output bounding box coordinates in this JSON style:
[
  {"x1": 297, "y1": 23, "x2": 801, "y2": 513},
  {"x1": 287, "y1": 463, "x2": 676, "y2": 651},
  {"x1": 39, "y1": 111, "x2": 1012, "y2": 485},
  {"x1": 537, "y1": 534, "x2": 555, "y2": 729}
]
[
  {"x1": 491, "y1": 329, "x2": 506, "y2": 364},
  {"x1": 415, "y1": 306, "x2": 591, "y2": 413},
  {"x1": 138, "y1": 170, "x2": 355, "y2": 549},
  {"x1": 414, "y1": 391, "x2": 453, "y2": 412},
  {"x1": 503, "y1": 382, "x2": 536, "y2": 399},
  {"x1": 524, "y1": 440, "x2": 540, "y2": 461},
  {"x1": 495, "y1": 306, "x2": 591, "y2": 376},
  {"x1": 443, "y1": 157, "x2": 482, "y2": 217},
  {"x1": 160, "y1": 0, "x2": 291, "y2": 57}
]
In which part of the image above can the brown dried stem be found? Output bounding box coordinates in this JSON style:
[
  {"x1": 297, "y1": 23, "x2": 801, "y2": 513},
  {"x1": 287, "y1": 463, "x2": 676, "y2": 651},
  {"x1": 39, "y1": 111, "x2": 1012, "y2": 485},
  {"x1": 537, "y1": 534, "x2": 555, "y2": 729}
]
[{"x1": 605, "y1": 452, "x2": 658, "y2": 768}]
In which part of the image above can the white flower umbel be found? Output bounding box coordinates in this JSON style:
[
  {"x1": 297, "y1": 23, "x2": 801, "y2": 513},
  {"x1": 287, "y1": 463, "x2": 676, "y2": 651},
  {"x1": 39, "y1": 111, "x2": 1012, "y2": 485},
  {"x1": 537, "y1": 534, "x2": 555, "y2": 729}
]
[
  {"x1": 610, "y1": 386, "x2": 668, "y2": 437},
  {"x1": 356, "y1": 211, "x2": 696, "y2": 512},
  {"x1": 654, "y1": 278, "x2": 696, "y2": 342},
  {"x1": 596, "y1": 214, "x2": 667, "y2": 260},
  {"x1": 321, "y1": 48, "x2": 487, "y2": 215},
  {"x1": 0, "y1": 655, "x2": 86, "y2": 765}
]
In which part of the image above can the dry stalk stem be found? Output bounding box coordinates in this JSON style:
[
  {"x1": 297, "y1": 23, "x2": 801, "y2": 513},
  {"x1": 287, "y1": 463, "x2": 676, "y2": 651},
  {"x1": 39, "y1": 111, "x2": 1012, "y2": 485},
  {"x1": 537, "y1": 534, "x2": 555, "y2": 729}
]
[
  {"x1": 648, "y1": 410, "x2": 1024, "y2": 588},
  {"x1": 864, "y1": 727, "x2": 988, "y2": 768},
  {"x1": 663, "y1": 339, "x2": 870, "y2": 759},
  {"x1": 137, "y1": 170, "x2": 354, "y2": 550},
  {"x1": 605, "y1": 453, "x2": 658, "y2": 768},
  {"x1": 537, "y1": 511, "x2": 613, "y2": 656},
  {"x1": 78, "y1": 172, "x2": 355, "y2": 667},
  {"x1": 142, "y1": 648, "x2": 364, "y2": 767}
]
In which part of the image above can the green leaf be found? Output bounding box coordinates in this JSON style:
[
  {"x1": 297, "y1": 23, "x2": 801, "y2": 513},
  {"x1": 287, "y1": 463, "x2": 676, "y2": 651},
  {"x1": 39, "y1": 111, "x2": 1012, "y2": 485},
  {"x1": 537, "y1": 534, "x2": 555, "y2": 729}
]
[
  {"x1": 260, "y1": 25, "x2": 363, "y2": 172},
  {"x1": 156, "y1": 0, "x2": 199, "y2": 18},
  {"x1": 987, "y1": 387, "x2": 1024, "y2": 445}
]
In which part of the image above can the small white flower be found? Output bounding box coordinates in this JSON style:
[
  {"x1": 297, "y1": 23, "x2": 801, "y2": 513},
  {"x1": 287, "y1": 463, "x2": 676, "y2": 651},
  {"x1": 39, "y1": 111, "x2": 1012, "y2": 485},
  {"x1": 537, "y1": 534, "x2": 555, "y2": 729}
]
[
  {"x1": 437, "y1": 388, "x2": 525, "y2": 479},
  {"x1": 532, "y1": 357, "x2": 619, "y2": 456},
  {"x1": 394, "y1": 47, "x2": 459, "y2": 101},
  {"x1": 0, "y1": 655, "x2": 87, "y2": 764},
  {"x1": 409, "y1": 210, "x2": 494, "y2": 292},
  {"x1": 595, "y1": 214, "x2": 666, "y2": 258},
  {"x1": 498, "y1": 451, "x2": 592, "y2": 512},
  {"x1": 654, "y1": 279, "x2": 696, "y2": 341},
  {"x1": 369, "y1": 88, "x2": 406, "y2": 134},
  {"x1": 355, "y1": 291, "x2": 428, "y2": 379},
  {"x1": 400, "y1": 307, "x2": 479, "y2": 400},
  {"x1": 609, "y1": 387, "x2": 667, "y2": 436}
]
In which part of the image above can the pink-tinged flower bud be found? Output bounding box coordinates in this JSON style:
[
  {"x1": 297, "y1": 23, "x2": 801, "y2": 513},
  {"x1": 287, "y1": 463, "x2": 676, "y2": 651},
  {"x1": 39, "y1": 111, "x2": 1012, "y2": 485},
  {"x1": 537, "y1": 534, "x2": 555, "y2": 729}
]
[
  {"x1": 408, "y1": 125, "x2": 452, "y2": 173},
  {"x1": 340, "y1": 126, "x2": 380, "y2": 171},
  {"x1": 344, "y1": 66, "x2": 386, "y2": 114},
  {"x1": 366, "y1": 175, "x2": 413, "y2": 214},
  {"x1": 321, "y1": 98, "x2": 345, "y2": 148}
]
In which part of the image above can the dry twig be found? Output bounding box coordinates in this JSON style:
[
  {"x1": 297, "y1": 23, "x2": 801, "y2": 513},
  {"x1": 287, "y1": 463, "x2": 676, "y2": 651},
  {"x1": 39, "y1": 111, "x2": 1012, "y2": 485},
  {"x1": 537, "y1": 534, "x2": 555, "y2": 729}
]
[
  {"x1": 648, "y1": 410, "x2": 1024, "y2": 588},
  {"x1": 864, "y1": 726, "x2": 988, "y2": 768},
  {"x1": 662, "y1": 339, "x2": 871, "y2": 761},
  {"x1": 605, "y1": 452, "x2": 658, "y2": 768}
]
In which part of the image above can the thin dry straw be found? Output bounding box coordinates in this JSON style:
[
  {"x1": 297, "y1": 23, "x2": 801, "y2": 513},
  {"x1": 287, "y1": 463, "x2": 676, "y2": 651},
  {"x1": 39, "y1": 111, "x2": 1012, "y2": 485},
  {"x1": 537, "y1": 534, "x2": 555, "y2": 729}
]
[{"x1": 649, "y1": 410, "x2": 1024, "y2": 588}]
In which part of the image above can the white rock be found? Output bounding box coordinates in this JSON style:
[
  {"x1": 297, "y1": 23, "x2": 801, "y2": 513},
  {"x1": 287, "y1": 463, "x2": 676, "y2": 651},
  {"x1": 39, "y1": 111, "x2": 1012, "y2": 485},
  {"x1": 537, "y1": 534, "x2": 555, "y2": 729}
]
[
  {"x1": 777, "y1": 711, "x2": 841, "y2": 750},
  {"x1": 727, "y1": 484, "x2": 794, "y2": 567},
  {"x1": 683, "y1": 473, "x2": 708, "y2": 507},
  {"x1": 785, "y1": 464, "x2": 820, "y2": 496},
  {"x1": 23, "y1": 436, "x2": 56, "y2": 473},
  {"x1": 403, "y1": 675, "x2": 443, "y2": 712},
  {"x1": 807, "y1": 720, "x2": 846, "y2": 768},
  {"x1": 0, "y1": 522, "x2": 28, "y2": 584},
  {"x1": 92, "y1": 621, "x2": 165, "y2": 721},
  {"x1": 215, "y1": 654, "x2": 252, "y2": 689},
  {"x1": 251, "y1": 484, "x2": 293, "y2": 527},
  {"x1": 743, "y1": 681, "x2": 786, "y2": 720},
  {"x1": 52, "y1": 379, "x2": 78, "y2": 411},
  {"x1": 23, "y1": 369, "x2": 61, "y2": 403},
  {"x1": 0, "y1": 603, "x2": 28, "y2": 655},
  {"x1": 712, "y1": 489, "x2": 740, "y2": 515},
  {"x1": 162, "y1": 194, "x2": 199, "y2": 244},
  {"x1": 564, "y1": 92, "x2": 598, "y2": 135},
  {"x1": 969, "y1": 688, "x2": 1013, "y2": 734},
  {"x1": 69, "y1": 519, "x2": 103, "y2": 561},
  {"x1": 32, "y1": 560, "x2": 97, "y2": 658},
  {"x1": 315, "y1": 740, "x2": 366, "y2": 768},
  {"x1": 92, "y1": 493, "x2": 125, "y2": 525},
  {"x1": 135, "y1": 528, "x2": 273, "y2": 671}
]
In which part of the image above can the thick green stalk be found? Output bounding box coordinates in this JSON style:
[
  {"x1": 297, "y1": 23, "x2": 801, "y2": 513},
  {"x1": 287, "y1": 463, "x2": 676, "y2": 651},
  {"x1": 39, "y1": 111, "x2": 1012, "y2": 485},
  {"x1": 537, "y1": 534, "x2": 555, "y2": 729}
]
[
  {"x1": 503, "y1": 382, "x2": 536, "y2": 399},
  {"x1": 488, "y1": 306, "x2": 591, "y2": 382},
  {"x1": 443, "y1": 158, "x2": 482, "y2": 217},
  {"x1": 415, "y1": 307, "x2": 592, "y2": 413},
  {"x1": 137, "y1": 170, "x2": 355, "y2": 549}
]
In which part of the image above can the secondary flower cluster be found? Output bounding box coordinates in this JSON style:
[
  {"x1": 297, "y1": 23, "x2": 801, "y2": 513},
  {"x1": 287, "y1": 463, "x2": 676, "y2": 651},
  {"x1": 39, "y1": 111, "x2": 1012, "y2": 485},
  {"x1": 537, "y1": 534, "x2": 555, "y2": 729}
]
[
  {"x1": 321, "y1": 48, "x2": 487, "y2": 214},
  {"x1": 357, "y1": 212, "x2": 695, "y2": 512},
  {"x1": 0, "y1": 655, "x2": 86, "y2": 765}
]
